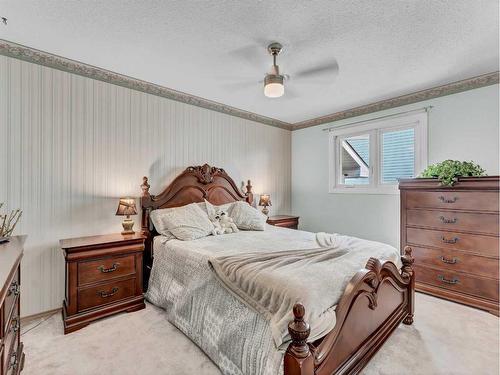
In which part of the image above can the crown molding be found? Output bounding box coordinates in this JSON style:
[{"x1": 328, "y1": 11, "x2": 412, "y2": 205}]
[
  {"x1": 0, "y1": 39, "x2": 292, "y2": 130},
  {"x1": 1, "y1": 39, "x2": 497, "y2": 133},
  {"x1": 292, "y1": 72, "x2": 499, "y2": 130}
]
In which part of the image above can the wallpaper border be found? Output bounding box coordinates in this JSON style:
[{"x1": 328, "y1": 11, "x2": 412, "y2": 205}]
[
  {"x1": 0, "y1": 39, "x2": 498, "y2": 132},
  {"x1": 293, "y1": 71, "x2": 499, "y2": 130},
  {"x1": 0, "y1": 39, "x2": 291, "y2": 130}
]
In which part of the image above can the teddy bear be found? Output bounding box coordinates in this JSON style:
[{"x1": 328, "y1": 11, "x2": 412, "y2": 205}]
[
  {"x1": 210, "y1": 216, "x2": 225, "y2": 236},
  {"x1": 217, "y1": 209, "x2": 239, "y2": 234}
]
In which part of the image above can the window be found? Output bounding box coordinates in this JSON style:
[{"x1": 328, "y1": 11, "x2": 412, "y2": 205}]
[{"x1": 329, "y1": 111, "x2": 427, "y2": 194}]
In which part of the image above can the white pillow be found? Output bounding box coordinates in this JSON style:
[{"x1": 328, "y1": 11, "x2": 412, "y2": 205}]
[
  {"x1": 230, "y1": 201, "x2": 267, "y2": 231},
  {"x1": 150, "y1": 203, "x2": 214, "y2": 241}
]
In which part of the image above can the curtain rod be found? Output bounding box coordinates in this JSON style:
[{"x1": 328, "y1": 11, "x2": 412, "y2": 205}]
[{"x1": 322, "y1": 106, "x2": 433, "y2": 132}]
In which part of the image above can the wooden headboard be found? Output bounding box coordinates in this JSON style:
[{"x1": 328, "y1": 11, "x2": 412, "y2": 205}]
[{"x1": 140, "y1": 163, "x2": 253, "y2": 289}]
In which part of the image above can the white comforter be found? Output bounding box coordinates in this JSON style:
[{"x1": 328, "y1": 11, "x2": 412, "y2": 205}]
[{"x1": 147, "y1": 225, "x2": 400, "y2": 375}]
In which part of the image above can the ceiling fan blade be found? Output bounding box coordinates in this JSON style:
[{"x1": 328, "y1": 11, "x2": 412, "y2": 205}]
[
  {"x1": 219, "y1": 81, "x2": 259, "y2": 91},
  {"x1": 294, "y1": 59, "x2": 339, "y2": 80}
]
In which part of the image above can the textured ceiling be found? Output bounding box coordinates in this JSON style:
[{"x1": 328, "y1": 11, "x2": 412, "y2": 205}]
[{"x1": 0, "y1": 0, "x2": 498, "y2": 124}]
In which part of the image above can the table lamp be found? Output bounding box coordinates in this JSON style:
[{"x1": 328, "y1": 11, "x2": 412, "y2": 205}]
[
  {"x1": 258, "y1": 194, "x2": 272, "y2": 216},
  {"x1": 116, "y1": 198, "x2": 137, "y2": 235}
]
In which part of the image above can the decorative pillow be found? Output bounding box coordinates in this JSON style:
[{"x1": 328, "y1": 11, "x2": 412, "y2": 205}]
[
  {"x1": 230, "y1": 201, "x2": 267, "y2": 231},
  {"x1": 150, "y1": 203, "x2": 214, "y2": 241}
]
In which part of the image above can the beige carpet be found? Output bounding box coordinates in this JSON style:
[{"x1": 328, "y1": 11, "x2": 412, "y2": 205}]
[{"x1": 22, "y1": 293, "x2": 499, "y2": 375}]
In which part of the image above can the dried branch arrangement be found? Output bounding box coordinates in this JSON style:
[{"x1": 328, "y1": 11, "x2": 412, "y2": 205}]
[{"x1": 0, "y1": 203, "x2": 22, "y2": 238}]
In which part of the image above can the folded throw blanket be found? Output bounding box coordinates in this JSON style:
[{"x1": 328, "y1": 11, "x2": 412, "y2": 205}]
[{"x1": 208, "y1": 232, "x2": 400, "y2": 348}]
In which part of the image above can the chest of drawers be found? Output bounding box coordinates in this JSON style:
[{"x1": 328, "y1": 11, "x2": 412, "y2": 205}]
[
  {"x1": 0, "y1": 236, "x2": 25, "y2": 375},
  {"x1": 400, "y1": 177, "x2": 499, "y2": 315}
]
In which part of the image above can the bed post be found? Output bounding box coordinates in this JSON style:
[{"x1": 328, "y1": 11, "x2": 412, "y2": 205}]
[
  {"x1": 245, "y1": 179, "x2": 254, "y2": 205},
  {"x1": 401, "y1": 246, "x2": 415, "y2": 325},
  {"x1": 284, "y1": 303, "x2": 314, "y2": 375},
  {"x1": 140, "y1": 176, "x2": 153, "y2": 291}
]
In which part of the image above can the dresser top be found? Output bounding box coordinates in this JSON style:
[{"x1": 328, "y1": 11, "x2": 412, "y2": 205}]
[
  {"x1": 60, "y1": 232, "x2": 146, "y2": 250},
  {"x1": 399, "y1": 176, "x2": 499, "y2": 190},
  {"x1": 0, "y1": 235, "x2": 26, "y2": 303}
]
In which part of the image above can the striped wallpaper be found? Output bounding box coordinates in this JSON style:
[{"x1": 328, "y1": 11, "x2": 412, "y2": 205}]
[{"x1": 0, "y1": 55, "x2": 291, "y2": 317}]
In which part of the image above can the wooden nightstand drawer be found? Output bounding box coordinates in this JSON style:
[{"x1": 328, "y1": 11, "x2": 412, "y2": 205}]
[
  {"x1": 78, "y1": 254, "x2": 136, "y2": 286},
  {"x1": 267, "y1": 215, "x2": 299, "y2": 229},
  {"x1": 77, "y1": 278, "x2": 136, "y2": 312}
]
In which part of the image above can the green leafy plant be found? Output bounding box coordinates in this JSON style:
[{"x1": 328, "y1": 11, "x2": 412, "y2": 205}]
[{"x1": 419, "y1": 160, "x2": 486, "y2": 186}]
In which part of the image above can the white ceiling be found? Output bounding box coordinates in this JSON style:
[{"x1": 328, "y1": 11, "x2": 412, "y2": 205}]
[{"x1": 0, "y1": 0, "x2": 498, "y2": 124}]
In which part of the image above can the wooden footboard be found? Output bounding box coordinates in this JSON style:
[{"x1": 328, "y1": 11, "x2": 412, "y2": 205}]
[{"x1": 284, "y1": 247, "x2": 415, "y2": 375}]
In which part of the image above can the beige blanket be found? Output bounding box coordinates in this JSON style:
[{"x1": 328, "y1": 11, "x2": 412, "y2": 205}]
[{"x1": 209, "y1": 232, "x2": 400, "y2": 348}]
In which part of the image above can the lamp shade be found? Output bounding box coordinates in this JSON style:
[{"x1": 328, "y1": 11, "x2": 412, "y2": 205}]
[
  {"x1": 258, "y1": 194, "x2": 272, "y2": 207},
  {"x1": 264, "y1": 74, "x2": 284, "y2": 98},
  {"x1": 116, "y1": 198, "x2": 137, "y2": 216}
]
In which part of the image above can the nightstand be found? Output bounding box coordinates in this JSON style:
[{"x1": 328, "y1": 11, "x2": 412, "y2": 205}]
[
  {"x1": 60, "y1": 233, "x2": 146, "y2": 334},
  {"x1": 266, "y1": 215, "x2": 299, "y2": 229}
]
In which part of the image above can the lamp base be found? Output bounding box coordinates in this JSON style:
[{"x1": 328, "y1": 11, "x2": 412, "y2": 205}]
[
  {"x1": 261, "y1": 206, "x2": 269, "y2": 216},
  {"x1": 121, "y1": 218, "x2": 135, "y2": 235}
]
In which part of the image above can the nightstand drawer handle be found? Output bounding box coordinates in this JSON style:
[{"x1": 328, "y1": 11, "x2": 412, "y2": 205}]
[
  {"x1": 97, "y1": 263, "x2": 119, "y2": 273},
  {"x1": 439, "y1": 196, "x2": 457, "y2": 203},
  {"x1": 97, "y1": 287, "x2": 119, "y2": 298},
  {"x1": 441, "y1": 236, "x2": 459, "y2": 244},
  {"x1": 439, "y1": 216, "x2": 457, "y2": 224},
  {"x1": 440, "y1": 256, "x2": 458, "y2": 264},
  {"x1": 438, "y1": 275, "x2": 459, "y2": 285}
]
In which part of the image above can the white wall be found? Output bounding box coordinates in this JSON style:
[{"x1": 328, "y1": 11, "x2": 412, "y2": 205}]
[
  {"x1": 292, "y1": 85, "x2": 499, "y2": 249},
  {"x1": 0, "y1": 55, "x2": 291, "y2": 317}
]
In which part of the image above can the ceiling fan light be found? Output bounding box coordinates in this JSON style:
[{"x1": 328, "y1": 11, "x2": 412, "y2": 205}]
[{"x1": 264, "y1": 74, "x2": 284, "y2": 98}]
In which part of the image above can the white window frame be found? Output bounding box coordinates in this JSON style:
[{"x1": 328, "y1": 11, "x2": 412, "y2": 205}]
[{"x1": 329, "y1": 111, "x2": 428, "y2": 194}]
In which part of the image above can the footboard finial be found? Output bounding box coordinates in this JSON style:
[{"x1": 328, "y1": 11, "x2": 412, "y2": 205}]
[
  {"x1": 284, "y1": 303, "x2": 314, "y2": 375},
  {"x1": 401, "y1": 246, "x2": 415, "y2": 325}
]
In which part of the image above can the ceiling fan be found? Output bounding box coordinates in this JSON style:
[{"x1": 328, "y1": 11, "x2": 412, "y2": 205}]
[{"x1": 262, "y1": 42, "x2": 339, "y2": 98}]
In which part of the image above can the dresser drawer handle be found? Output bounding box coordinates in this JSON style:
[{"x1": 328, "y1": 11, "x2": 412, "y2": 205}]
[
  {"x1": 97, "y1": 263, "x2": 119, "y2": 273},
  {"x1": 441, "y1": 236, "x2": 459, "y2": 244},
  {"x1": 8, "y1": 351, "x2": 18, "y2": 370},
  {"x1": 438, "y1": 196, "x2": 457, "y2": 204},
  {"x1": 440, "y1": 256, "x2": 458, "y2": 264},
  {"x1": 8, "y1": 281, "x2": 20, "y2": 296},
  {"x1": 97, "y1": 287, "x2": 119, "y2": 298},
  {"x1": 438, "y1": 275, "x2": 459, "y2": 285},
  {"x1": 439, "y1": 216, "x2": 457, "y2": 224},
  {"x1": 9, "y1": 316, "x2": 20, "y2": 334}
]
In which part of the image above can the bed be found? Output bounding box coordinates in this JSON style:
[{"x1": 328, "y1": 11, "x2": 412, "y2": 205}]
[{"x1": 140, "y1": 164, "x2": 415, "y2": 375}]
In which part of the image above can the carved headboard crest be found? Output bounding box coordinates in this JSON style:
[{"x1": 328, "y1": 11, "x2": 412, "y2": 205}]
[{"x1": 187, "y1": 163, "x2": 226, "y2": 185}]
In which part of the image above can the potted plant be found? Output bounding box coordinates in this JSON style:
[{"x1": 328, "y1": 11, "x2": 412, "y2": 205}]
[
  {"x1": 0, "y1": 203, "x2": 22, "y2": 243},
  {"x1": 419, "y1": 160, "x2": 486, "y2": 187}
]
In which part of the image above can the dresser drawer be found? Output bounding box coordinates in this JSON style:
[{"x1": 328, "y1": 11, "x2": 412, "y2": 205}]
[
  {"x1": 406, "y1": 191, "x2": 498, "y2": 212},
  {"x1": 2, "y1": 270, "x2": 19, "y2": 335},
  {"x1": 407, "y1": 209, "x2": 499, "y2": 235},
  {"x1": 78, "y1": 254, "x2": 135, "y2": 286},
  {"x1": 412, "y1": 246, "x2": 499, "y2": 279},
  {"x1": 77, "y1": 278, "x2": 135, "y2": 312},
  {"x1": 415, "y1": 265, "x2": 499, "y2": 301},
  {"x1": 407, "y1": 228, "x2": 499, "y2": 257},
  {"x1": 2, "y1": 306, "x2": 19, "y2": 375}
]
